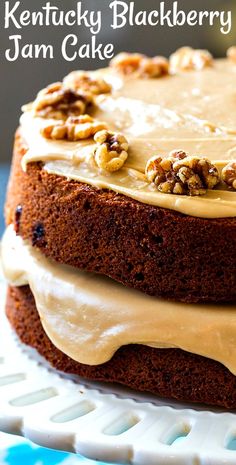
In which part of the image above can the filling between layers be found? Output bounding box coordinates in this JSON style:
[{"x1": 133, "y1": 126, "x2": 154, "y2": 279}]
[{"x1": 2, "y1": 225, "x2": 236, "y2": 372}]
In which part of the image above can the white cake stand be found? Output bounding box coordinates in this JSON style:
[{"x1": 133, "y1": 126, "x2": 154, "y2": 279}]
[{"x1": 1, "y1": 279, "x2": 236, "y2": 465}]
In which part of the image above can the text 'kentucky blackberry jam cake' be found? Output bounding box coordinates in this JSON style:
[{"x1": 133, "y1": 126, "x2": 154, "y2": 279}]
[{"x1": 2, "y1": 46, "x2": 236, "y2": 408}]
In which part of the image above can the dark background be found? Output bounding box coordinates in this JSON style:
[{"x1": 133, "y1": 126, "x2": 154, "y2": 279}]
[{"x1": 0, "y1": 0, "x2": 236, "y2": 232}]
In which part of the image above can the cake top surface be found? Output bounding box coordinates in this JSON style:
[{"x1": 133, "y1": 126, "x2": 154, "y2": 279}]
[{"x1": 20, "y1": 47, "x2": 236, "y2": 218}]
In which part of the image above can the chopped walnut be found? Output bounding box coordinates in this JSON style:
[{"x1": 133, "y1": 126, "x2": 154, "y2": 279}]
[
  {"x1": 93, "y1": 130, "x2": 129, "y2": 172},
  {"x1": 32, "y1": 82, "x2": 94, "y2": 120},
  {"x1": 145, "y1": 150, "x2": 220, "y2": 196},
  {"x1": 41, "y1": 115, "x2": 108, "y2": 141},
  {"x1": 63, "y1": 71, "x2": 112, "y2": 95},
  {"x1": 170, "y1": 47, "x2": 213, "y2": 73},
  {"x1": 222, "y1": 162, "x2": 236, "y2": 189},
  {"x1": 110, "y1": 52, "x2": 169, "y2": 77},
  {"x1": 227, "y1": 46, "x2": 236, "y2": 63}
]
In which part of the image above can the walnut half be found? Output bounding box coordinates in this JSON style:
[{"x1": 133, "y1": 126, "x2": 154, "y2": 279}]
[
  {"x1": 170, "y1": 47, "x2": 213, "y2": 73},
  {"x1": 31, "y1": 82, "x2": 94, "y2": 120},
  {"x1": 145, "y1": 150, "x2": 220, "y2": 196},
  {"x1": 222, "y1": 161, "x2": 236, "y2": 189},
  {"x1": 41, "y1": 115, "x2": 107, "y2": 141},
  {"x1": 63, "y1": 71, "x2": 112, "y2": 95},
  {"x1": 110, "y1": 52, "x2": 169, "y2": 78},
  {"x1": 227, "y1": 46, "x2": 236, "y2": 63},
  {"x1": 93, "y1": 130, "x2": 129, "y2": 172}
]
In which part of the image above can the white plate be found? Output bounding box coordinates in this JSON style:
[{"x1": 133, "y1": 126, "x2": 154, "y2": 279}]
[{"x1": 1, "y1": 280, "x2": 236, "y2": 465}]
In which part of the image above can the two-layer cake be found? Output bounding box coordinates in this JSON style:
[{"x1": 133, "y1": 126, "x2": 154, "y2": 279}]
[{"x1": 2, "y1": 46, "x2": 236, "y2": 408}]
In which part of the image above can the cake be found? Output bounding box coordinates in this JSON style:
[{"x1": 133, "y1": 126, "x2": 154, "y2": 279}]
[{"x1": 2, "y1": 46, "x2": 236, "y2": 408}]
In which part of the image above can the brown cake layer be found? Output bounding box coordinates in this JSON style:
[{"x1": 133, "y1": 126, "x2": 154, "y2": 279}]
[
  {"x1": 6, "y1": 284, "x2": 236, "y2": 409},
  {"x1": 5, "y1": 131, "x2": 236, "y2": 304}
]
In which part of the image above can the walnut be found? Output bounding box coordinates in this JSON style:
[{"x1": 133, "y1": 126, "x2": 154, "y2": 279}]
[
  {"x1": 145, "y1": 150, "x2": 220, "y2": 196},
  {"x1": 227, "y1": 46, "x2": 236, "y2": 63},
  {"x1": 110, "y1": 52, "x2": 144, "y2": 75},
  {"x1": 222, "y1": 162, "x2": 236, "y2": 189},
  {"x1": 139, "y1": 56, "x2": 169, "y2": 78},
  {"x1": 170, "y1": 47, "x2": 213, "y2": 73},
  {"x1": 31, "y1": 82, "x2": 94, "y2": 120},
  {"x1": 93, "y1": 130, "x2": 129, "y2": 172},
  {"x1": 63, "y1": 71, "x2": 112, "y2": 95},
  {"x1": 41, "y1": 115, "x2": 107, "y2": 141},
  {"x1": 110, "y1": 52, "x2": 169, "y2": 78}
]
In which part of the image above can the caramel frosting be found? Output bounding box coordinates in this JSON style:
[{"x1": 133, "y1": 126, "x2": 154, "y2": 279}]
[
  {"x1": 21, "y1": 59, "x2": 236, "y2": 218},
  {"x1": 2, "y1": 225, "x2": 236, "y2": 372}
]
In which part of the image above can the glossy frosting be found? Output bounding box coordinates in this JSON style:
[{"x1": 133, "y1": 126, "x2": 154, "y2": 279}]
[
  {"x1": 21, "y1": 59, "x2": 236, "y2": 219},
  {"x1": 2, "y1": 225, "x2": 236, "y2": 372}
]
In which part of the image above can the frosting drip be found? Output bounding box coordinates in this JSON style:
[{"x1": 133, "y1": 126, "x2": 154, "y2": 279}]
[
  {"x1": 20, "y1": 59, "x2": 236, "y2": 218},
  {"x1": 2, "y1": 225, "x2": 236, "y2": 372}
]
